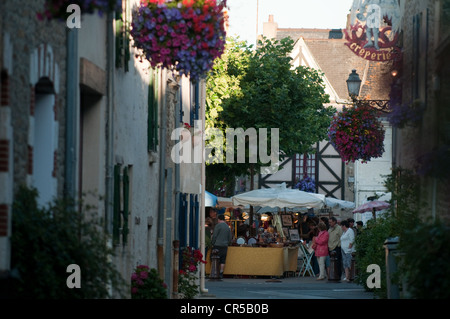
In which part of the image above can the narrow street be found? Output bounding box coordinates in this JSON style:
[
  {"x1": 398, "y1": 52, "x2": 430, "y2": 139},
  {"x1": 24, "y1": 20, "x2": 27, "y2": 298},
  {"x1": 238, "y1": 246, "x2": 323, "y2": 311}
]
[{"x1": 201, "y1": 276, "x2": 374, "y2": 299}]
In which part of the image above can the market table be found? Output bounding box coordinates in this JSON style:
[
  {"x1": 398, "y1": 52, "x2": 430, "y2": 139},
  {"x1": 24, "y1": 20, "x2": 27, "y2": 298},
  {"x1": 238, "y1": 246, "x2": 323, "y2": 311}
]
[{"x1": 205, "y1": 246, "x2": 299, "y2": 277}]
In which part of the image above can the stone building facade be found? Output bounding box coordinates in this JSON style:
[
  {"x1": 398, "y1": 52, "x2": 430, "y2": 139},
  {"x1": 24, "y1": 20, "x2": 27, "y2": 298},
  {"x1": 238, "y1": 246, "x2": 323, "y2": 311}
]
[
  {"x1": 1, "y1": 0, "x2": 207, "y2": 298},
  {"x1": 0, "y1": 0, "x2": 67, "y2": 276},
  {"x1": 395, "y1": 0, "x2": 450, "y2": 221},
  {"x1": 259, "y1": 14, "x2": 395, "y2": 219}
]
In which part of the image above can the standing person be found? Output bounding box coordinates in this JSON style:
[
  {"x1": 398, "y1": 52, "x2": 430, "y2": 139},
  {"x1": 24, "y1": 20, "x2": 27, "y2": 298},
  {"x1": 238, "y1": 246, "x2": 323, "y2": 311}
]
[
  {"x1": 313, "y1": 222, "x2": 329, "y2": 280},
  {"x1": 340, "y1": 220, "x2": 355, "y2": 282},
  {"x1": 320, "y1": 216, "x2": 330, "y2": 230},
  {"x1": 328, "y1": 217, "x2": 343, "y2": 279},
  {"x1": 347, "y1": 218, "x2": 357, "y2": 235},
  {"x1": 356, "y1": 221, "x2": 364, "y2": 235},
  {"x1": 211, "y1": 214, "x2": 232, "y2": 279},
  {"x1": 208, "y1": 208, "x2": 219, "y2": 231},
  {"x1": 298, "y1": 213, "x2": 310, "y2": 241}
]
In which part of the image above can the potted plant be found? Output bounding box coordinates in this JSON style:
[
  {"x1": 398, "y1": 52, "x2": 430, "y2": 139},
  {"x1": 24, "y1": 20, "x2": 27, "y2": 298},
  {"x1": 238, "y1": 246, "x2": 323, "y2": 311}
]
[
  {"x1": 130, "y1": 265, "x2": 168, "y2": 299},
  {"x1": 130, "y1": 0, "x2": 227, "y2": 82},
  {"x1": 387, "y1": 100, "x2": 426, "y2": 129},
  {"x1": 328, "y1": 105, "x2": 385, "y2": 163},
  {"x1": 178, "y1": 246, "x2": 206, "y2": 299}
]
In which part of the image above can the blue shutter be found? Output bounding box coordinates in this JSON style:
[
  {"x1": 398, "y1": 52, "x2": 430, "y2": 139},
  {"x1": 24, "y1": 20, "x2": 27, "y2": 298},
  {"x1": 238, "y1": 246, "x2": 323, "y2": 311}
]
[
  {"x1": 194, "y1": 194, "x2": 199, "y2": 249},
  {"x1": 113, "y1": 164, "x2": 121, "y2": 245},
  {"x1": 189, "y1": 194, "x2": 195, "y2": 247},
  {"x1": 122, "y1": 166, "x2": 129, "y2": 245},
  {"x1": 179, "y1": 193, "x2": 188, "y2": 248},
  {"x1": 190, "y1": 82, "x2": 200, "y2": 126}
]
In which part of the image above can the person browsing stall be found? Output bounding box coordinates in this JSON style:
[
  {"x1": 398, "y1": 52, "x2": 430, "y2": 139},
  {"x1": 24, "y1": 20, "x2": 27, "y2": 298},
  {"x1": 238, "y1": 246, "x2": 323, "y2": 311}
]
[
  {"x1": 328, "y1": 217, "x2": 343, "y2": 279},
  {"x1": 313, "y1": 222, "x2": 329, "y2": 280},
  {"x1": 211, "y1": 214, "x2": 232, "y2": 278},
  {"x1": 340, "y1": 220, "x2": 355, "y2": 282}
]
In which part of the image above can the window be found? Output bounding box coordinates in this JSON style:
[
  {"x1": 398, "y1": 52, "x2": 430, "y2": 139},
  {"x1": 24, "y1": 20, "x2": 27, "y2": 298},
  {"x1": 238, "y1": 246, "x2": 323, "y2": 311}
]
[{"x1": 294, "y1": 153, "x2": 316, "y2": 181}]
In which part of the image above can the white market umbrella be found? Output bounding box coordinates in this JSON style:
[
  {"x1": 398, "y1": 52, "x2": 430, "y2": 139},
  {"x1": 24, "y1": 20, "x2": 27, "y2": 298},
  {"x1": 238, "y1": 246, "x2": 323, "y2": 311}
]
[
  {"x1": 353, "y1": 200, "x2": 390, "y2": 220},
  {"x1": 325, "y1": 197, "x2": 355, "y2": 210},
  {"x1": 231, "y1": 183, "x2": 326, "y2": 209}
]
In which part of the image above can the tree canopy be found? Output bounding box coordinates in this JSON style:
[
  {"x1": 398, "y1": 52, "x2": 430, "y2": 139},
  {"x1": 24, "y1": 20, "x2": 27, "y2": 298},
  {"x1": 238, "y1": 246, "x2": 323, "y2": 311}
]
[{"x1": 205, "y1": 36, "x2": 334, "y2": 193}]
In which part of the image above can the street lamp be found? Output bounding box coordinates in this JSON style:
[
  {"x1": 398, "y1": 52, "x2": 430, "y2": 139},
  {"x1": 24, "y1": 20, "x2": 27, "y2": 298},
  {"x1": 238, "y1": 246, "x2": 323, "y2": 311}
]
[
  {"x1": 346, "y1": 69, "x2": 390, "y2": 113},
  {"x1": 346, "y1": 69, "x2": 362, "y2": 102}
]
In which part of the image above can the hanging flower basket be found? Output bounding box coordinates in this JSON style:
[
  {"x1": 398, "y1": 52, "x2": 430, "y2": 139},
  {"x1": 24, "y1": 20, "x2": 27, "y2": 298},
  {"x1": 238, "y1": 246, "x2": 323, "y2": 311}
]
[
  {"x1": 328, "y1": 105, "x2": 385, "y2": 163},
  {"x1": 38, "y1": 0, "x2": 122, "y2": 21},
  {"x1": 130, "y1": 0, "x2": 227, "y2": 82},
  {"x1": 387, "y1": 99, "x2": 426, "y2": 129}
]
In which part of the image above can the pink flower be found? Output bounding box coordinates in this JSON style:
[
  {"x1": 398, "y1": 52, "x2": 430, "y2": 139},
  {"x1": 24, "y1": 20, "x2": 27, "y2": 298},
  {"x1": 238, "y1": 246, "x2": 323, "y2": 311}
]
[
  {"x1": 131, "y1": 287, "x2": 138, "y2": 294},
  {"x1": 140, "y1": 271, "x2": 149, "y2": 279},
  {"x1": 188, "y1": 264, "x2": 197, "y2": 272}
]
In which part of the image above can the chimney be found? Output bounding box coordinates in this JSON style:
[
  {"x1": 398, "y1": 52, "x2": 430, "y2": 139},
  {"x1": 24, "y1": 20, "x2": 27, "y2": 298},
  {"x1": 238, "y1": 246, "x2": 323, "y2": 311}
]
[{"x1": 263, "y1": 14, "x2": 278, "y2": 39}]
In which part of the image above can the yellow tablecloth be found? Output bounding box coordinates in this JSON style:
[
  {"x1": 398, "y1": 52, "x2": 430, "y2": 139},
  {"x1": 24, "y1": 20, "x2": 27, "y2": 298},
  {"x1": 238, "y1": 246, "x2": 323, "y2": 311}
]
[{"x1": 205, "y1": 246, "x2": 299, "y2": 277}]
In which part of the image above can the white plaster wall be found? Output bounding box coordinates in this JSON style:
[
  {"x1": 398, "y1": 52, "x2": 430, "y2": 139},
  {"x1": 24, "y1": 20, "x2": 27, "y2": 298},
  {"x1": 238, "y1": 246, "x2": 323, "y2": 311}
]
[
  {"x1": 113, "y1": 38, "x2": 160, "y2": 270},
  {"x1": 355, "y1": 121, "x2": 392, "y2": 206},
  {"x1": 78, "y1": 14, "x2": 107, "y2": 70}
]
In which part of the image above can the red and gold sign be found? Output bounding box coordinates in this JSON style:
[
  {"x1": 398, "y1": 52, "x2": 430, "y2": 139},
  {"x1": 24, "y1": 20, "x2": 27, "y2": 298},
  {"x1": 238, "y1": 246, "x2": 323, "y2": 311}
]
[{"x1": 344, "y1": 0, "x2": 403, "y2": 62}]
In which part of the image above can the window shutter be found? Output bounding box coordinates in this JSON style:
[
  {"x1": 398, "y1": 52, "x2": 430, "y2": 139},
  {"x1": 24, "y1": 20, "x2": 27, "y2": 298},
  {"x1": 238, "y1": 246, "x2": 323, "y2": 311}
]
[
  {"x1": 122, "y1": 166, "x2": 130, "y2": 245},
  {"x1": 148, "y1": 69, "x2": 159, "y2": 151},
  {"x1": 194, "y1": 194, "x2": 199, "y2": 249},
  {"x1": 190, "y1": 82, "x2": 200, "y2": 126},
  {"x1": 179, "y1": 193, "x2": 188, "y2": 248},
  {"x1": 115, "y1": 0, "x2": 130, "y2": 71},
  {"x1": 189, "y1": 194, "x2": 195, "y2": 248},
  {"x1": 113, "y1": 164, "x2": 121, "y2": 245}
]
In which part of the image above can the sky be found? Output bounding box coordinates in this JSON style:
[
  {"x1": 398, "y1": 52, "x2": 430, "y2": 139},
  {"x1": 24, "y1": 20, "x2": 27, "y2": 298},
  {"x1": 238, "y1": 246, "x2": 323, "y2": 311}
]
[{"x1": 226, "y1": 0, "x2": 355, "y2": 46}]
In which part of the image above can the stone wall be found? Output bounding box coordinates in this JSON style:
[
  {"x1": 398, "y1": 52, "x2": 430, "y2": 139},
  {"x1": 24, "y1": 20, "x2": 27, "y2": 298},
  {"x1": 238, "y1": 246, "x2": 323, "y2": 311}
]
[{"x1": 1, "y1": 0, "x2": 67, "y2": 195}]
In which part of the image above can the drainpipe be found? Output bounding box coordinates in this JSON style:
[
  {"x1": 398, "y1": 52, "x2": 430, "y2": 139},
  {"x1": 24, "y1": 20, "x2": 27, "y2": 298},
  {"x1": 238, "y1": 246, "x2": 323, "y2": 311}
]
[
  {"x1": 173, "y1": 76, "x2": 181, "y2": 298},
  {"x1": 199, "y1": 80, "x2": 208, "y2": 294},
  {"x1": 65, "y1": 28, "x2": 78, "y2": 200},
  {"x1": 157, "y1": 70, "x2": 167, "y2": 286},
  {"x1": 105, "y1": 12, "x2": 115, "y2": 236}
]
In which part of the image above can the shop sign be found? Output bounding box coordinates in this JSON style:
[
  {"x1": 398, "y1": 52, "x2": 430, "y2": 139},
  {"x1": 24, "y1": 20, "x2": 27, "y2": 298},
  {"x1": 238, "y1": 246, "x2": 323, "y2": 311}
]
[{"x1": 344, "y1": 0, "x2": 403, "y2": 62}]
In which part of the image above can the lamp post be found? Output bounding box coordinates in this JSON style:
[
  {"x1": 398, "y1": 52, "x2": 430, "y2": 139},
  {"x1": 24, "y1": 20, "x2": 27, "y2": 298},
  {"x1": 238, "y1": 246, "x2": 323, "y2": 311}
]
[{"x1": 346, "y1": 69, "x2": 390, "y2": 113}]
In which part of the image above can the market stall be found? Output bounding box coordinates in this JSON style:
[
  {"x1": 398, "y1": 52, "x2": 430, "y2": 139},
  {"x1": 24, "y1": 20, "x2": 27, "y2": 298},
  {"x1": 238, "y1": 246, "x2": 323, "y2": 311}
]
[
  {"x1": 205, "y1": 245, "x2": 299, "y2": 277},
  {"x1": 205, "y1": 183, "x2": 326, "y2": 277}
]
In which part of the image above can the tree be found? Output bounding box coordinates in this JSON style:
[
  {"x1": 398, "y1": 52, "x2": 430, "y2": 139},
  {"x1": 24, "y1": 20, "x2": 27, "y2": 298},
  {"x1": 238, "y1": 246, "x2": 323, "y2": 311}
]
[
  {"x1": 10, "y1": 186, "x2": 127, "y2": 298},
  {"x1": 206, "y1": 36, "x2": 334, "y2": 191}
]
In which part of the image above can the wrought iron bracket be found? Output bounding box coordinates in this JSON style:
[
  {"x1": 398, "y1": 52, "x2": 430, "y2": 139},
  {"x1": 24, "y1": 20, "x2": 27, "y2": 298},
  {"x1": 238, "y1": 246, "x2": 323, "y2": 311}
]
[{"x1": 354, "y1": 99, "x2": 391, "y2": 113}]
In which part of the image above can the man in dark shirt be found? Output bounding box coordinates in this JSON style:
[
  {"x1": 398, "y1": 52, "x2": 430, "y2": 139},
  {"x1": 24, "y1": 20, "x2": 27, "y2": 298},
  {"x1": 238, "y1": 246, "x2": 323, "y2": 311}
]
[{"x1": 211, "y1": 214, "x2": 232, "y2": 278}]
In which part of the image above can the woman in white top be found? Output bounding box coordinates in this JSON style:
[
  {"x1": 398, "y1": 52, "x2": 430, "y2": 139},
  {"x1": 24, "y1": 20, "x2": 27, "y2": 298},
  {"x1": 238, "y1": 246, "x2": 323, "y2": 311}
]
[{"x1": 340, "y1": 220, "x2": 355, "y2": 282}]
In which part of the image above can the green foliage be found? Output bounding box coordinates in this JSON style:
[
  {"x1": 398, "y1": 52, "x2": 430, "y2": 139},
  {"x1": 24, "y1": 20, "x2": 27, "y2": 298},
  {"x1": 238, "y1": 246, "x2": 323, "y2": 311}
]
[
  {"x1": 354, "y1": 216, "x2": 395, "y2": 299},
  {"x1": 354, "y1": 167, "x2": 423, "y2": 298},
  {"x1": 205, "y1": 36, "x2": 333, "y2": 191},
  {"x1": 10, "y1": 185, "x2": 127, "y2": 299},
  {"x1": 397, "y1": 220, "x2": 450, "y2": 299},
  {"x1": 130, "y1": 265, "x2": 168, "y2": 299},
  {"x1": 178, "y1": 247, "x2": 206, "y2": 299},
  {"x1": 220, "y1": 36, "x2": 333, "y2": 158},
  {"x1": 382, "y1": 167, "x2": 423, "y2": 236}
]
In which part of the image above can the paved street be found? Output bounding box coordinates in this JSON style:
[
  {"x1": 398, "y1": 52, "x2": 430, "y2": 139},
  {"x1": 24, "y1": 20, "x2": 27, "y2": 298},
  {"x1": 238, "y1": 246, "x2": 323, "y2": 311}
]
[{"x1": 199, "y1": 275, "x2": 374, "y2": 299}]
